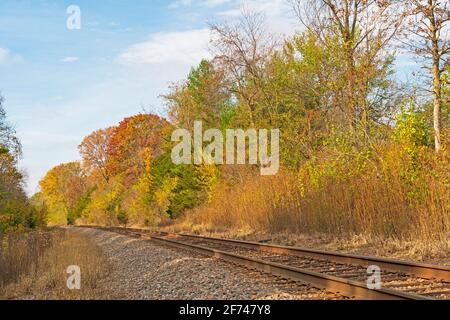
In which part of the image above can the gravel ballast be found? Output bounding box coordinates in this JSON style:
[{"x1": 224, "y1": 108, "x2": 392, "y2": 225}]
[{"x1": 73, "y1": 228, "x2": 342, "y2": 300}]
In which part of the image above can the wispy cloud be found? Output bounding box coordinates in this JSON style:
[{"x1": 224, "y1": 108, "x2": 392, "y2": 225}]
[
  {"x1": 203, "y1": 0, "x2": 233, "y2": 7},
  {"x1": 117, "y1": 29, "x2": 211, "y2": 65},
  {"x1": 60, "y1": 56, "x2": 79, "y2": 63},
  {"x1": 168, "y1": 0, "x2": 193, "y2": 9},
  {"x1": 217, "y1": 0, "x2": 297, "y2": 35},
  {"x1": 169, "y1": 0, "x2": 232, "y2": 9},
  {"x1": 0, "y1": 47, "x2": 22, "y2": 65}
]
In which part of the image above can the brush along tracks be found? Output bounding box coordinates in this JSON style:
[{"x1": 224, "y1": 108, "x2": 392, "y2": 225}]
[{"x1": 82, "y1": 226, "x2": 450, "y2": 300}]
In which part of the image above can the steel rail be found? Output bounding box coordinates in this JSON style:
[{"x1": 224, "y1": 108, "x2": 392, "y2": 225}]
[
  {"x1": 83, "y1": 226, "x2": 450, "y2": 281},
  {"x1": 156, "y1": 231, "x2": 450, "y2": 282},
  {"x1": 149, "y1": 235, "x2": 430, "y2": 300}
]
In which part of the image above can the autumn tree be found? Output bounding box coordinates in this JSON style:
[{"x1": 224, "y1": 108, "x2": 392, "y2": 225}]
[
  {"x1": 39, "y1": 162, "x2": 86, "y2": 225},
  {"x1": 0, "y1": 94, "x2": 43, "y2": 231},
  {"x1": 0, "y1": 94, "x2": 21, "y2": 158},
  {"x1": 402, "y1": 0, "x2": 449, "y2": 151},
  {"x1": 0, "y1": 95, "x2": 24, "y2": 202},
  {"x1": 0, "y1": 153, "x2": 24, "y2": 200},
  {"x1": 210, "y1": 11, "x2": 277, "y2": 127},
  {"x1": 289, "y1": 0, "x2": 404, "y2": 129},
  {"x1": 165, "y1": 59, "x2": 233, "y2": 130},
  {"x1": 107, "y1": 114, "x2": 171, "y2": 184},
  {"x1": 0, "y1": 151, "x2": 31, "y2": 232},
  {"x1": 78, "y1": 127, "x2": 115, "y2": 182}
]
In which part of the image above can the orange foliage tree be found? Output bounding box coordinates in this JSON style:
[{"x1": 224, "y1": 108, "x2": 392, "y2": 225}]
[
  {"x1": 107, "y1": 114, "x2": 171, "y2": 185},
  {"x1": 78, "y1": 127, "x2": 115, "y2": 183}
]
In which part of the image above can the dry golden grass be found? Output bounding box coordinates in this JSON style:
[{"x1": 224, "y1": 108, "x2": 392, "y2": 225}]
[
  {"x1": 172, "y1": 146, "x2": 449, "y2": 259},
  {"x1": 0, "y1": 228, "x2": 109, "y2": 300},
  {"x1": 0, "y1": 230, "x2": 53, "y2": 291}
]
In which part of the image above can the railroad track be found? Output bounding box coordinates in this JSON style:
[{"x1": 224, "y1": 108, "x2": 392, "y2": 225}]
[{"x1": 80, "y1": 226, "x2": 450, "y2": 300}]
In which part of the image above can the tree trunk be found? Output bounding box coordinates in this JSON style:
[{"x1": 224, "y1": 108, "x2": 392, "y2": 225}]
[
  {"x1": 432, "y1": 60, "x2": 442, "y2": 152},
  {"x1": 345, "y1": 43, "x2": 356, "y2": 128},
  {"x1": 429, "y1": 0, "x2": 442, "y2": 152}
]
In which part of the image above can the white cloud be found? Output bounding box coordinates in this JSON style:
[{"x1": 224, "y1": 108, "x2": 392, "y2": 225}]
[
  {"x1": 203, "y1": 0, "x2": 232, "y2": 7},
  {"x1": 117, "y1": 29, "x2": 211, "y2": 65},
  {"x1": 60, "y1": 56, "x2": 79, "y2": 63},
  {"x1": 169, "y1": 0, "x2": 193, "y2": 9},
  {"x1": 169, "y1": 0, "x2": 231, "y2": 9},
  {"x1": 218, "y1": 0, "x2": 298, "y2": 36},
  {"x1": 0, "y1": 47, "x2": 22, "y2": 65}
]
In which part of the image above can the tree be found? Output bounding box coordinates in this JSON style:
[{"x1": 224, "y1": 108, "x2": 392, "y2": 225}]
[
  {"x1": 0, "y1": 94, "x2": 25, "y2": 205},
  {"x1": 253, "y1": 31, "x2": 338, "y2": 166},
  {"x1": 39, "y1": 162, "x2": 86, "y2": 225},
  {"x1": 0, "y1": 94, "x2": 21, "y2": 159},
  {"x1": 289, "y1": 0, "x2": 404, "y2": 128},
  {"x1": 402, "y1": 0, "x2": 449, "y2": 151},
  {"x1": 0, "y1": 94, "x2": 44, "y2": 231},
  {"x1": 210, "y1": 11, "x2": 277, "y2": 127},
  {"x1": 0, "y1": 152, "x2": 32, "y2": 232},
  {"x1": 164, "y1": 60, "x2": 233, "y2": 130},
  {"x1": 107, "y1": 114, "x2": 170, "y2": 183},
  {"x1": 78, "y1": 127, "x2": 115, "y2": 182}
]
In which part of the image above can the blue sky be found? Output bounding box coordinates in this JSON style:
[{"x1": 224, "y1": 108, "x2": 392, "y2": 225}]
[{"x1": 0, "y1": 0, "x2": 416, "y2": 195}]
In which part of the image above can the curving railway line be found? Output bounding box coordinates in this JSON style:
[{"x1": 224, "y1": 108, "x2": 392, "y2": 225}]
[{"x1": 80, "y1": 226, "x2": 450, "y2": 300}]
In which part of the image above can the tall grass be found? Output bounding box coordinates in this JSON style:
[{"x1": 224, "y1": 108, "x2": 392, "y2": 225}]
[
  {"x1": 0, "y1": 229, "x2": 109, "y2": 299},
  {"x1": 180, "y1": 145, "x2": 449, "y2": 244},
  {"x1": 1, "y1": 231, "x2": 52, "y2": 291}
]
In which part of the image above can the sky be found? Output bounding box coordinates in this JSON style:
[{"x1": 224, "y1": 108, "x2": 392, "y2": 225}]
[{"x1": 0, "y1": 0, "x2": 417, "y2": 195}]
